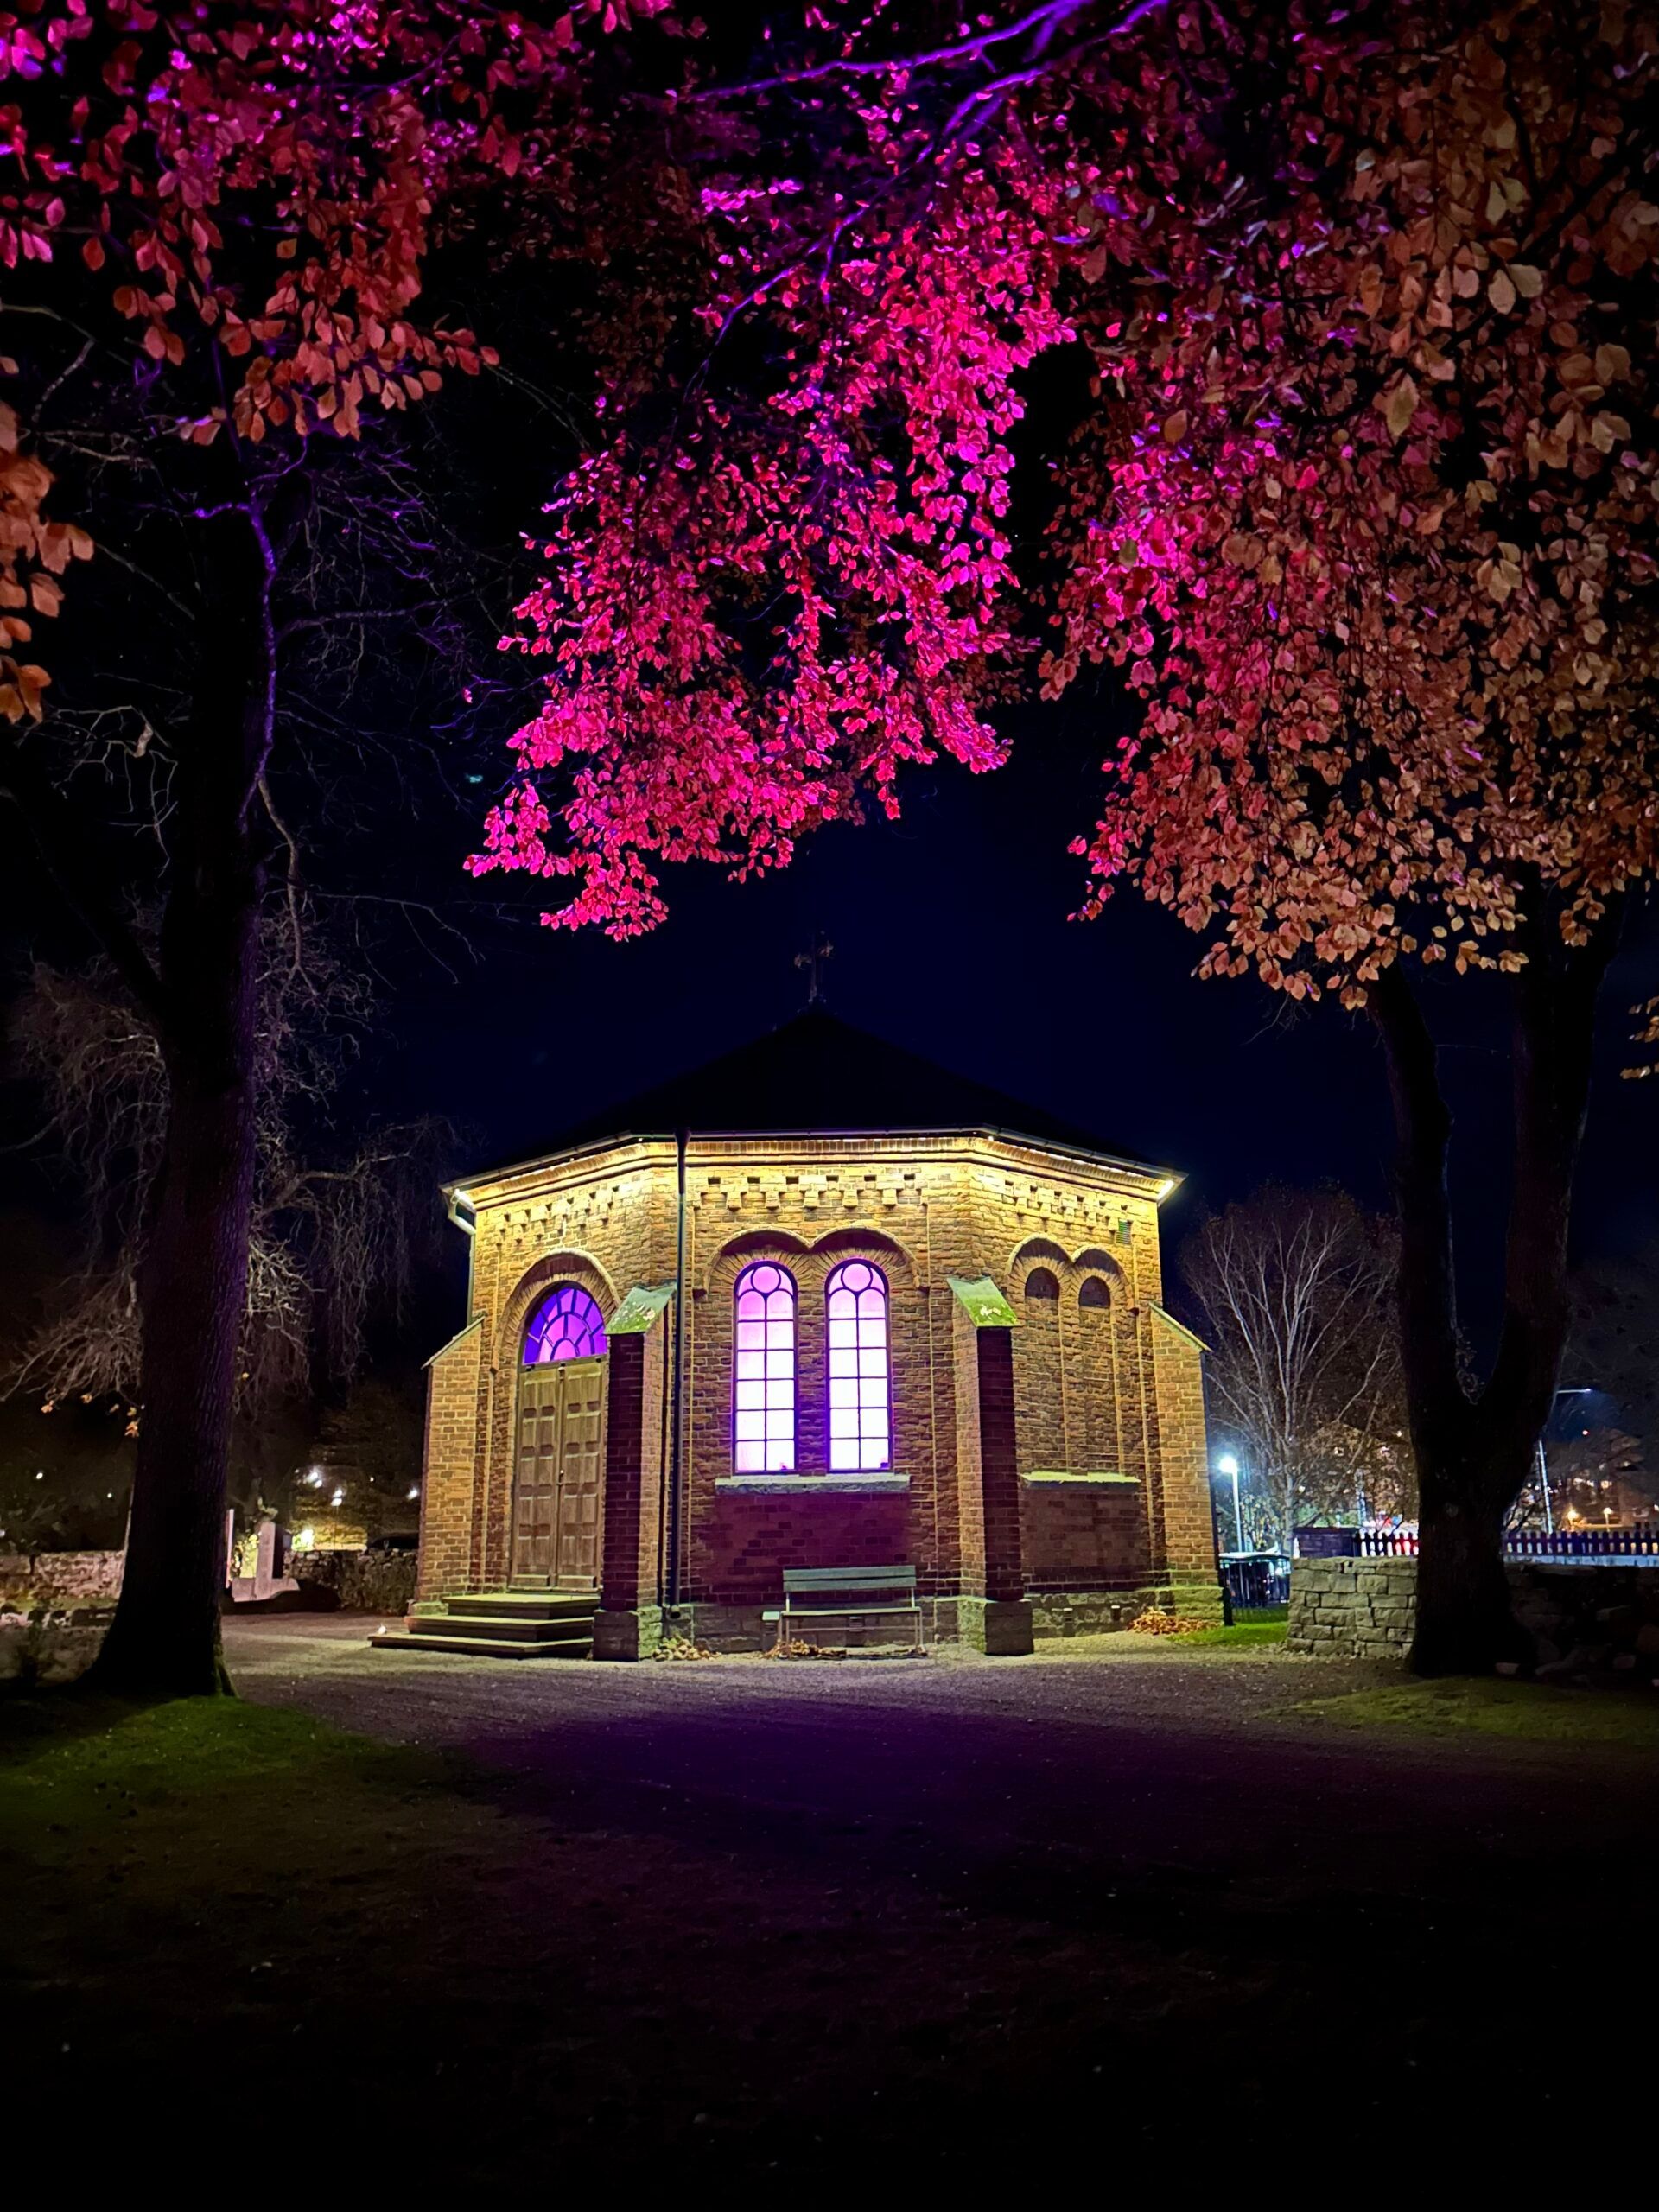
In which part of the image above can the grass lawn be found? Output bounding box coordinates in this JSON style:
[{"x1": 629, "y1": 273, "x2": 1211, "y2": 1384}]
[
  {"x1": 1, "y1": 1683, "x2": 447, "y2": 1805},
  {"x1": 1132, "y1": 1609, "x2": 1288, "y2": 1649},
  {"x1": 1294, "y1": 1674, "x2": 1659, "y2": 1747},
  {"x1": 6, "y1": 1643, "x2": 1652, "y2": 2177},
  {"x1": 0, "y1": 1684, "x2": 1296, "y2": 2174},
  {"x1": 1165, "y1": 1618, "x2": 1287, "y2": 1649}
]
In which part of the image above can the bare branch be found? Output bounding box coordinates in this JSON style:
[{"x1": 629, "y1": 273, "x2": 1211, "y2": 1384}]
[{"x1": 1180, "y1": 1184, "x2": 1414, "y2": 1545}]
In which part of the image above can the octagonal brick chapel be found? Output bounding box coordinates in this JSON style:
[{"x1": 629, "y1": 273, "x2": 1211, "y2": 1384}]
[{"x1": 411, "y1": 1011, "x2": 1221, "y2": 1657}]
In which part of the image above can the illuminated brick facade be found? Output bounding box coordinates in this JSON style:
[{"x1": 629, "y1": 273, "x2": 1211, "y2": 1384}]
[{"x1": 417, "y1": 1068, "x2": 1221, "y2": 1653}]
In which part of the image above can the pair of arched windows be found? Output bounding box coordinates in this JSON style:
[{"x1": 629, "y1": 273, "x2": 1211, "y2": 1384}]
[
  {"x1": 1024, "y1": 1268, "x2": 1113, "y2": 1310},
  {"x1": 734, "y1": 1259, "x2": 891, "y2": 1474}
]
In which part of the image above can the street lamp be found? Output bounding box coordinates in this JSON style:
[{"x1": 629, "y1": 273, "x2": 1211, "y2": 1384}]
[{"x1": 1216, "y1": 1452, "x2": 1244, "y2": 1553}]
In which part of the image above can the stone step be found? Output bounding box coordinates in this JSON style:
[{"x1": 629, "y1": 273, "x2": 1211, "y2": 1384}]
[
  {"x1": 430, "y1": 1590, "x2": 597, "y2": 1624},
  {"x1": 429, "y1": 1611, "x2": 594, "y2": 1643},
  {"x1": 368, "y1": 1628, "x2": 592, "y2": 1659}
]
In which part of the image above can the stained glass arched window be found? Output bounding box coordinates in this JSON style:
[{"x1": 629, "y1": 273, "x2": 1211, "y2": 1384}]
[
  {"x1": 826, "y1": 1259, "x2": 891, "y2": 1471},
  {"x1": 734, "y1": 1262, "x2": 797, "y2": 1471},
  {"x1": 523, "y1": 1283, "x2": 607, "y2": 1365}
]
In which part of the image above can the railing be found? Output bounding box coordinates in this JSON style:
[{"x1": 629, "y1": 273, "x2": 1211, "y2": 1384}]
[
  {"x1": 1357, "y1": 1530, "x2": 1420, "y2": 1557},
  {"x1": 1300, "y1": 1525, "x2": 1659, "y2": 1562},
  {"x1": 1220, "y1": 1553, "x2": 1292, "y2": 1609},
  {"x1": 1504, "y1": 1525, "x2": 1659, "y2": 1560}
]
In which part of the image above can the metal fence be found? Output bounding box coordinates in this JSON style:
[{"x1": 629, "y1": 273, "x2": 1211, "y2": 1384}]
[
  {"x1": 1299, "y1": 1525, "x2": 1659, "y2": 1563},
  {"x1": 1219, "y1": 1552, "x2": 1292, "y2": 1610},
  {"x1": 1503, "y1": 1525, "x2": 1659, "y2": 1560}
]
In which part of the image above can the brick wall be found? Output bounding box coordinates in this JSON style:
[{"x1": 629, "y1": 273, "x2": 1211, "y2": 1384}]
[
  {"x1": 693, "y1": 1488, "x2": 914, "y2": 1604},
  {"x1": 418, "y1": 1128, "x2": 1217, "y2": 1624},
  {"x1": 1020, "y1": 1478, "x2": 1150, "y2": 1592},
  {"x1": 976, "y1": 1328, "x2": 1024, "y2": 1603},
  {"x1": 683, "y1": 1228, "x2": 936, "y2": 1598},
  {"x1": 416, "y1": 1319, "x2": 483, "y2": 1600},
  {"x1": 600, "y1": 1320, "x2": 668, "y2": 1611},
  {"x1": 1007, "y1": 1236, "x2": 1151, "y2": 1592},
  {"x1": 1147, "y1": 1304, "x2": 1219, "y2": 1590},
  {"x1": 952, "y1": 1296, "x2": 986, "y2": 1596}
]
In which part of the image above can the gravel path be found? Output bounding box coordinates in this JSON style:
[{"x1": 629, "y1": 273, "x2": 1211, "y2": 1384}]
[
  {"x1": 228, "y1": 1617, "x2": 1653, "y2": 1909},
  {"x1": 15, "y1": 1618, "x2": 1650, "y2": 2178}
]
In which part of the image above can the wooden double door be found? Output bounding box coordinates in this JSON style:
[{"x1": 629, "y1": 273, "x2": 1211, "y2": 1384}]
[{"x1": 512, "y1": 1357, "x2": 607, "y2": 1587}]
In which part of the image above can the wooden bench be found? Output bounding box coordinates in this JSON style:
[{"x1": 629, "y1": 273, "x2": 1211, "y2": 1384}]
[{"x1": 763, "y1": 1564, "x2": 923, "y2": 1649}]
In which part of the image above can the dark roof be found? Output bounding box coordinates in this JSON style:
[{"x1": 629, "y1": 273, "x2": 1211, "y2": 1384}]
[{"x1": 481, "y1": 1009, "x2": 1162, "y2": 1176}]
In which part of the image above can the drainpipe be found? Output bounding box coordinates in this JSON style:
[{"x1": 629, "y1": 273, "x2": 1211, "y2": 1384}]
[
  {"x1": 447, "y1": 1187, "x2": 478, "y2": 1320},
  {"x1": 665, "y1": 1128, "x2": 689, "y2": 1608}
]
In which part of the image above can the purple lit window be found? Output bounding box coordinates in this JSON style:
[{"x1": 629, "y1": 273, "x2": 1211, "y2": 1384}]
[
  {"x1": 734, "y1": 1262, "x2": 797, "y2": 1471},
  {"x1": 523, "y1": 1284, "x2": 607, "y2": 1365},
  {"x1": 825, "y1": 1259, "x2": 891, "y2": 1471}
]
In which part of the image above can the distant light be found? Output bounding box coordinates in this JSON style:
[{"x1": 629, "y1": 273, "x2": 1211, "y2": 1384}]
[
  {"x1": 35, "y1": 1471, "x2": 43, "y2": 1482},
  {"x1": 308, "y1": 1464, "x2": 324, "y2": 1480},
  {"x1": 1217, "y1": 1453, "x2": 1239, "y2": 1477},
  {"x1": 329, "y1": 1488, "x2": 345, "y2": 1509},
  {"x1": 407, "y1": 1486, "x2": 419, "y2": 1500},
  {"x1": 295, "y1": 1526, "x2": 315, "y2": 1551}
]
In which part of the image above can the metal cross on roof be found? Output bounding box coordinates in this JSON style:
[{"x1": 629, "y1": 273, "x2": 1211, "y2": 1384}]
[{"x1": 794, "y1": 930, "x2": 835, "y2": 1006}]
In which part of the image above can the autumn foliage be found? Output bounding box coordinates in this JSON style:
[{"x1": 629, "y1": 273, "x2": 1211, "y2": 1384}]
[
  {"x1": 0, "y1": 0, "x2": 666, "y2": 717},
  {"x1": 473, "y1": 0, "x2": 1659, "y2": 1003},
  {"x1": 0, "y1": 397, "x2": 89, "y2": 719},
  {"x1": 3, "y1": 0, "x2": 674, "y2": 1695}
]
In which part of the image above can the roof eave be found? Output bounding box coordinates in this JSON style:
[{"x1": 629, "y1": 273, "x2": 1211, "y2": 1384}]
[{"x1": 447, "y1": 1124, "x2": 1181, "y2": 1206}]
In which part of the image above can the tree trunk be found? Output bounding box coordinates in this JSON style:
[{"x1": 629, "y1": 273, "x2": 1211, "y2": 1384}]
[
  {"x1": 92, "y1": 1033, "x2": 258, "y2": 1694},
  {"x1": 1411, "y1": 1462, "x2": 1525, "y2": 1675},
  {"x1": 89, "y1": 497, "x2": 276, "y2": 1700},
  {"x1": 1370, "y1": 909, "x2": 1619, "y2": 1679}
]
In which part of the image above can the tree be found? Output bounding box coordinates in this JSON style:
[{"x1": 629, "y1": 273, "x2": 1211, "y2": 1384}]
[
  {"x1": 473, "y1": 0, "x2": 1659, "y2": 1671},
  {"x1": 1568, "y1": 1243, "x2": 1659, "y2": 1449},
  {"x1": 5, "y1": 921, "x2": 450, "y2": 1418},
  {"x1": 1, "y1": 0, "x2": 668, "y2": 1693},
  {"x1": 1179, "y1": 1185, "x2": 1411, "y2": 1549}
]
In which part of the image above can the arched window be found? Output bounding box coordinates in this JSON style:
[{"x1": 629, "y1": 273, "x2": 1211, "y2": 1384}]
[
  {"x1": 1025, "y1": 1268, "x2": 1061, "y2": 1301},
  {"x1": 523, "y1": 1283, "x2": 607, "y2": 1365},
  {"x1": 826, "y1": 1259, "x2": 891, "y2": 1471},
  {"x1": 1078, "y1": 1276, "x2": 1113, "y2": 1310},
  {"x1": 734, "y1": 1262, "x2": 798, "y2": 1472}
]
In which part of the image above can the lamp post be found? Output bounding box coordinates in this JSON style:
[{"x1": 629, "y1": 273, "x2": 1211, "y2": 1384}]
[
  {"x1": 1537, "y1": 1386, "x2": 1591, "y2": 1536},
  {"x1": 1217, "y1": 1452, "x2": 1244, "y2": 1554}
]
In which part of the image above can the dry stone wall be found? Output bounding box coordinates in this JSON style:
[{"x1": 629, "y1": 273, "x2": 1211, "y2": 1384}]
[
  {"x1": 1288, "y1": 1558, "x2": 1416, "y2": 1659},
  {"x1": 291, "y1": 1548, "x2": 417, "y2": 1615},
  {"x1": 0, "y1": 1549, "x2": 124, "y2": 1609},
  {"x1": 1290, "y1": 1555, "x2": 1659, "y2": 1676}
]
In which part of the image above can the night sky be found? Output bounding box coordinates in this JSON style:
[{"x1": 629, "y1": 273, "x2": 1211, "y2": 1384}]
[
  {"x1": 6, "y1": 551, "x2": 1658, "y2": 1371},
  {"x1": 354, "y1": 674, "x2": 1659, "y2": 1351},
  {"x1": 4, "y1": 74, "x2": 1658, "y2": 1363}
]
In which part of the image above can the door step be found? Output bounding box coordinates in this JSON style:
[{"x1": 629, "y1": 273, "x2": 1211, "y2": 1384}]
[
  {"x1": 368, "y1": 1589, "x2": 596, "y2": 1659},
  {"x1": 368, "y1": 1629, "x2": 592, "y2": 1659},
  {"x1": 435, "y1": 1592, "x2": 597, "y2": 1625}
]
